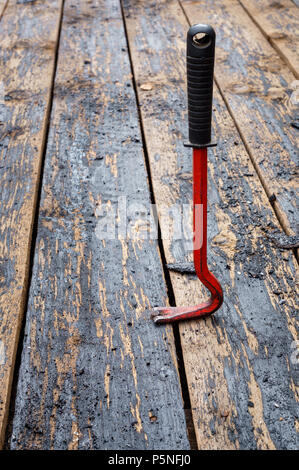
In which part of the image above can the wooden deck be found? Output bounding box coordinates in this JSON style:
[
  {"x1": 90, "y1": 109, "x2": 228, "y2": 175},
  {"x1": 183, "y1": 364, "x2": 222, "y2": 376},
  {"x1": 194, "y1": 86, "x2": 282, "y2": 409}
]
[{"x1": 0, "y1": 0, "x2": 298, "y2": 450}]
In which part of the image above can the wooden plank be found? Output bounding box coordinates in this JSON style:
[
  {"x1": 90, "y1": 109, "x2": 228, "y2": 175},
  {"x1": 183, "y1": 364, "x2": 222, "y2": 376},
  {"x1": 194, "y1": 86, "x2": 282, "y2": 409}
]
[
  {"x1": 238, "y1": 0, "x2": 299, "y2": 78},
  {"x1": 122, "y1": 0, "x2": 299, "y2": 449},
  {"x1": 10, "y1": 0, "x2": 190, "y2": 450},
  {"x1": 0, "y1": 0, "x2": 63, "y2": 448},
  {"x1": 0, "y1": 0, "x2": 8, "y2": 18},
  {"x1": 181, "y1": 0, "x2": 298, "y2": 237}
]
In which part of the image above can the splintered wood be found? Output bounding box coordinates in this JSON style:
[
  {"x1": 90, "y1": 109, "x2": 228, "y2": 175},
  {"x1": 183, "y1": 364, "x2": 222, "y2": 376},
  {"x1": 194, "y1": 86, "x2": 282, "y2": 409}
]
[
  {"x1": 8, "y1": 0, "x2": 189, "y2": 450},
  {"x1": 123, "y1": 0, "x2": 298, "y2": 449},
  {"x1": 0, "y1": 0, "x2": 298, "y2": 450}
]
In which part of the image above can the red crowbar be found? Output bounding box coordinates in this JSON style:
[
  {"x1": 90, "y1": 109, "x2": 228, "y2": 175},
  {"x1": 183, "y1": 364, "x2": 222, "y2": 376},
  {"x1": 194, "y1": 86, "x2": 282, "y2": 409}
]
[{"x1": 151, "y1": 25, "x2": 223, "y2": 324}]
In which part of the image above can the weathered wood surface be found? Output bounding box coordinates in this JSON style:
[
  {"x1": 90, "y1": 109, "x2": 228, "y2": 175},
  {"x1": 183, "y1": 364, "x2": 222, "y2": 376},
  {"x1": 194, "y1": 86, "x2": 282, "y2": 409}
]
[
  {"x1": 10, "y1": 0, "x2": 190, "y2": 450},
  {"x1": 182, "y1": 0, "x2": 298, "y2": 237},
  {"x1": 123, "y1": 0, "x2": 299, "y2": 449},
  {"x1": 0, "y1": 0, "x2": 63, "y2": 448},
  {"x1": 0, "y1": 0, "x2": 7, "y2": 18},
  {"x1": 239, "y1": 0, "x2": 299, "y2": 78}
]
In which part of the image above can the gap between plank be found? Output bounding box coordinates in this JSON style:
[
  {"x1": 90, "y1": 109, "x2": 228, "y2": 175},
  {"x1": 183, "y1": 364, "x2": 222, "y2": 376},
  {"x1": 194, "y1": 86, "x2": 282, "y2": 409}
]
[
  {"x1": 0, "y1": 0, "x2": 9, "y2": 22},
  {"x1": 178, "y1": 0, "x2": 298, "y2": 264},
  {"x1": 119, "y1": 0, "x2": 197, "y2": 449},
  {"x1": 4, "y1": 0, "x2": 66, "y2": 448},
  {"x1": 237, "y1": 0, "x2": 298, "y2": 79}
]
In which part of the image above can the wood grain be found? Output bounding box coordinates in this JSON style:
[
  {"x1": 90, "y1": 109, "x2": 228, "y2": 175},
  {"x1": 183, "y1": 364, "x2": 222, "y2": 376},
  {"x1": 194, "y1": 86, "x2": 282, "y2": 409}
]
[
  {"x1": 181, "y1": 0, "x2": 298, "y2": 237},
  {"x1": 0, "y1": 0, "x2": 63, "y2": 448},
  {"x1": 122, "y1": 0, "x2": 299, "y2": 449},
  {"x1": 10, "y1": 0, "x2": 190, "y2": 450},
  {"x1": 239, "y1": 0, "x2": 299, "y2": 78},
  {"x1": 0, "y1": 0, "x2": 8, "y2": 19}
]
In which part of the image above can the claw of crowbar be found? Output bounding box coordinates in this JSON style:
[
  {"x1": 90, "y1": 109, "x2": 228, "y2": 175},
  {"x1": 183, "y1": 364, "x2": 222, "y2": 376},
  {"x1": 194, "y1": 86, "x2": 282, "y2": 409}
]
[{"x1": 151, "y1": 25, "x2": 223, "y2": 324}]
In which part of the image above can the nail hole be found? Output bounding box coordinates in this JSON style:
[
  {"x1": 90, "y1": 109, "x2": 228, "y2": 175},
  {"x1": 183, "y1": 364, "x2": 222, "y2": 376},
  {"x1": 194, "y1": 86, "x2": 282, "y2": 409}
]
[{"x1": 192, "y1": 32, "x2": 211, "y2": 48}]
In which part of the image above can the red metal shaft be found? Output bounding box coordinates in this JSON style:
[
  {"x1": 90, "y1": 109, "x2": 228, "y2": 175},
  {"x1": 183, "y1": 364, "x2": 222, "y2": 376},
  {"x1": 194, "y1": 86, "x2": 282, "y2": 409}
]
[
  {"x1": 151, "y1": 147, "x2": 223, "y2": 323},
  {"x1": 193, "y1": 147, "x2": 223, "y2": 315}
]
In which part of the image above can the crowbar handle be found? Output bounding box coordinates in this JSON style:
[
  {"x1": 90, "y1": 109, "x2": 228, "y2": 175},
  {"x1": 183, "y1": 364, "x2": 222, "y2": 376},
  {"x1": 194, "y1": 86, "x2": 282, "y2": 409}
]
[{"x1": 186, "y1": 24, "x2": 216, "y2": 148}]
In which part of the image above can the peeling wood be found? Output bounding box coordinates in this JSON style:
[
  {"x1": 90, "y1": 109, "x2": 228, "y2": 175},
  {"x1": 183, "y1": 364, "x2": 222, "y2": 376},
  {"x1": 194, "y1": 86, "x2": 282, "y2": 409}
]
[
  {"x1": 123, "y1": 0, "x2": 299, "y2": 449},
  {"x1": 239, "y1": 0, "x2": 299, "y2": 78},
  {"x1": 0, "y1": 0, "x2": 63, "y2": 448},
  {"x1": 0, "y1": 0, "x2": 7, "y2": 19},
  {"x1": 181, "y1": 0, "x2": 298, "y2": 237},
  {"x1": 10, "y1": 0, "x2": 189, "y2": 450}
]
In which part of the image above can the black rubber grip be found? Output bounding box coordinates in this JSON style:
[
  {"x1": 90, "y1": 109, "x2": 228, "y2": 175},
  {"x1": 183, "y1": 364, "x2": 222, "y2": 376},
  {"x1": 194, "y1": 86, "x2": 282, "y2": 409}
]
[{"x1": 186, "y1": 24, "x2": 215, "y2": 147}]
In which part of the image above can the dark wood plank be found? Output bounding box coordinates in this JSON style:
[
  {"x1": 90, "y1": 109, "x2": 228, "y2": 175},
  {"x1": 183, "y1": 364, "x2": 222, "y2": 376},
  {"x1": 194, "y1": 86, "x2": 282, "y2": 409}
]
[
  {"x1": 123, "y1": 0, "x2": 299, "y2": 449},
  {"x1": 10, "y1": 0, "x2": 190, "y2": 450},
  {"x1": 0, "y1": 0, "x2": 63, "y2": 448},
  {"x1": 239, "y1": 0, "x2": 299, "y2": 78},
  {"x1": 182, "y1": 0, "x2": 298, "y2": 238}
]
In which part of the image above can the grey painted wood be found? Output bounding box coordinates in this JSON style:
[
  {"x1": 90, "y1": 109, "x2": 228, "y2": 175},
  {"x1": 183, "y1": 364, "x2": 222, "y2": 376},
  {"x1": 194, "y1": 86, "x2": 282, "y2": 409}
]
[
  {"x1": 182, "y1": 0, "x2": 299, "y2": 237},
  {"x1": 10, "y1": 0, "x2": 190, "y2": 450},
  {"x1": 0, "y1": 0, "x2": 63, "y2": 447},
  {"x1": 122, "y1": 0, "x2": 299, "y2": 449}
]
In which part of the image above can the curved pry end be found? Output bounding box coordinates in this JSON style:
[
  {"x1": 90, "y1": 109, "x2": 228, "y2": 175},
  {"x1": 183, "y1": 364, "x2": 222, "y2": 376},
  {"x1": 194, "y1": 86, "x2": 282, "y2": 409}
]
[{"x1": 151, "y1": 289, "x2": 223, "y2": 324}]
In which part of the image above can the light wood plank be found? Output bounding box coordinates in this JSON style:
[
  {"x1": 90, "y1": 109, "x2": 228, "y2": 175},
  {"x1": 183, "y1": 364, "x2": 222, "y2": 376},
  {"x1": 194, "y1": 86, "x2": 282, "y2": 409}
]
[
  {"x1": 0, "y1": 0, "x2": 63, "y2": 448},
  {"x1": 10, "y1": 0, "x2": 190, "y2": 450},
  {"x1": 0, "y1": 0, "x2": 8, "y2": 18},
  {"x1": 239, "y1": 0, "x2": 299, "y2": 78},
  {"x1": 123, "y1": 0, "x2": 299, "y2": 449},
  {"x1": 182, "y1": 0, "x2": 298, "y2": 238}
]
